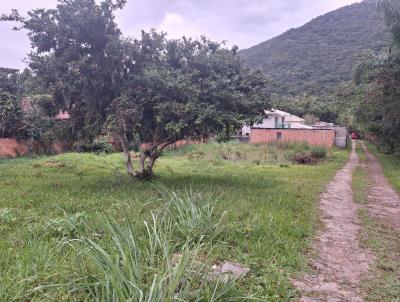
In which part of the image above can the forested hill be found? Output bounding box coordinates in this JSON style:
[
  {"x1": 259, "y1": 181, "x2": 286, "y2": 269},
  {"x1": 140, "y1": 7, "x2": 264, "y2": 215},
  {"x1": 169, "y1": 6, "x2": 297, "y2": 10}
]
[{"x1": 239, "y1": 0, "x2": 391, "y2": 96}]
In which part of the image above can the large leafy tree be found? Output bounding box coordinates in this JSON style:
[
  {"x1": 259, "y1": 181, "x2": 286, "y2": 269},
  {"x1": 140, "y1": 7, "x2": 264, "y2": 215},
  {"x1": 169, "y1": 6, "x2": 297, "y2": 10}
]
[
  {"x1": 0, "y1": 68, "x2": 23, "y2": 138},
  {"x1": 2, "y1": 0, "x2": 128, "y2": 141},
  {"x1": 0, "y1": 92, "x2": 21, "y2": 138},
  {"x1": 3, "y1": 1, "x2": 269, "y2": 178},
  {"x1": 109, "y1": 32, "x2": 269, "y2": 178}
]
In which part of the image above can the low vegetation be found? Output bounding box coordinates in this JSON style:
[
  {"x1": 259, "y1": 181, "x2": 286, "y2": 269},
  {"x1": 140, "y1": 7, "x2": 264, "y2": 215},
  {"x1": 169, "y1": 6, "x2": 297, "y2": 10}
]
[
  {"x1": 352, "y1": 165, "x2": 369, "y2": 204},
  {"x1": 352, "y1": 142, "x2": 369, "y2": 204},
  {"x1": 365, "y1": 142, "x2": 400, "y2": 192},
  {"x1": 167, "y1": 141, "x2": 330, "y2": 165},
  {"x1": 359, "y1": 210, "x2": 400, "y2": 301},
  {"x1": 0, "y1": 143, "x2": 348, "y2": 301},
  {"x1": 352, "y1": 142, "x2": 400, "y2": 301}
]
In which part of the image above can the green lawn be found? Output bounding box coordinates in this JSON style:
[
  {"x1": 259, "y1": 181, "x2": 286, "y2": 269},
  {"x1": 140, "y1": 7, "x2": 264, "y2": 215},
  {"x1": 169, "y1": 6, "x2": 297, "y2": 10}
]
[{"x1": 0, "y1": 143, "x2": 349, "y2": 301}]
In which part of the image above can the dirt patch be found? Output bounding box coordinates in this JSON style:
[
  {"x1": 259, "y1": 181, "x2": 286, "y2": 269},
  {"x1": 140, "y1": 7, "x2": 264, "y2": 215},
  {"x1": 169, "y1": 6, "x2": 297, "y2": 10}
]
[
  {"x1": 294, "y1": 142, "x2": 375, "y2": 301},
  {"x1": 362, "y1": 142, "x2": 400, "y2": 231}
]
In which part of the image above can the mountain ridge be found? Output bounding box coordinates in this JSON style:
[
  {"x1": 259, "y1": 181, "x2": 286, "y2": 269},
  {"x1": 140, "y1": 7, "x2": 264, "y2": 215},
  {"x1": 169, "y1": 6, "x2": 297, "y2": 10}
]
[{"x1": 239, "y1": 0, "x2": 391, "y2": 97}]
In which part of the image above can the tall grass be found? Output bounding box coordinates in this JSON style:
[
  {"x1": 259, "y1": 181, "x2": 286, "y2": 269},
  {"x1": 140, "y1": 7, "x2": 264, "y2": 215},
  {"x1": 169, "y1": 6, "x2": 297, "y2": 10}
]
[
  {"x1": 34, "y1": 190, "x2": 245, "y2": 301},
  {"x1": 0, "y1": 146, "x2": 349, "y2": 300},
  {"x1": 160, "y1": 188, "x2": 226, "y2": 246},
  {"x1": 166, "y1": 141, "x2": 329, "y2": 165},
  {"x1": 73, "y1": 219, "x2": 240, "y2": 302}
]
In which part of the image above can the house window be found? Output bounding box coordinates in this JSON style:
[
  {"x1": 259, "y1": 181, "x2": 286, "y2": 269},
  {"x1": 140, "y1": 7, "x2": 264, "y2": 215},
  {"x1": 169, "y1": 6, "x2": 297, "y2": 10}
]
[
  {"x1": 277, "y1": 132, "x2": 282, "y2": 140},
  {"x1": 275, "y1": 117, "x2": 278, "y2": 128}
]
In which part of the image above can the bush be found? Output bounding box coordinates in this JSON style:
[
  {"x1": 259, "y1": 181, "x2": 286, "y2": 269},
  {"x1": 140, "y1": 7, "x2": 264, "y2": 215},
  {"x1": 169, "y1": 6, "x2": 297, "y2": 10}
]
[
  {"x1": 161, "y1": 189, "x2": 226, "y2": 246},
  {"x1": 310, "y1": 146, "x2": 327, "y2": 159},
  {"x1": 74, "y1": 136, "x2": 113, "y2": 154},
  {"x1": 68, "y1": 219, "x2": 239, "y2": 302},
  {"x1": 292, "y1": 153, "x2": 318, "y2": 165}
]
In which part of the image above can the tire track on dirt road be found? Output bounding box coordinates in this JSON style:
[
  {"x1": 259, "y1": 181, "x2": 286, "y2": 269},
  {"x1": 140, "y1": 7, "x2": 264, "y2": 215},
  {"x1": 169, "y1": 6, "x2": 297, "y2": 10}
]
[
  {"x1": 362, "y1": 142, "x2": 400, "y2": 231},
  {"x1": 294, "y1": 142, "x2": 375, "y2": 301}
]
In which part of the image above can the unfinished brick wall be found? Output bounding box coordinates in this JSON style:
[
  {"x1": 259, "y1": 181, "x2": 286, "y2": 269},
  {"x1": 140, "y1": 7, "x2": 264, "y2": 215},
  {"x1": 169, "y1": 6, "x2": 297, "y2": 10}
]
[
  {"x1": 0, "y1": 138, "x2": 72, "y2": 158},
  {"x1": 0, "y1": 138, "x2": 33, "y2": 158},
  {"x1": 250, "y1": 129, "x2": 335, "y2": 147}
]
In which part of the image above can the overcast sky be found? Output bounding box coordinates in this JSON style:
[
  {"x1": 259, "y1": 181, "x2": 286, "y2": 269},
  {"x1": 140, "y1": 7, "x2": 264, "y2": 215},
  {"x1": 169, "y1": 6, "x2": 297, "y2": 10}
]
[{"x1": 0, "y1": 0, "x2": 361, "y2": 69}]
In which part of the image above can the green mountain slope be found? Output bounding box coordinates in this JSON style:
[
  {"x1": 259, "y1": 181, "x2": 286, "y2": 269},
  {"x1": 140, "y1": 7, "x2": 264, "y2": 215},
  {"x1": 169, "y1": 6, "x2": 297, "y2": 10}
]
[{"x1": 239, "y1": 0, "x2": 391, "y2": 96}]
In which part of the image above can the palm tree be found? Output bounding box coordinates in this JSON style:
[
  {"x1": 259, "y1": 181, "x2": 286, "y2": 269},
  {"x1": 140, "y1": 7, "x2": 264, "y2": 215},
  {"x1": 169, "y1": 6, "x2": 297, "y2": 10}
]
[
  {"x1": 351, "y1": 1, "x2": 400, "y2": 154},
  {"x1": 354, "y1": 0, "x2": 400, "y2": 84},
  {"x1": 377, "y1": 0, "x2": 400, "y2": 45}
]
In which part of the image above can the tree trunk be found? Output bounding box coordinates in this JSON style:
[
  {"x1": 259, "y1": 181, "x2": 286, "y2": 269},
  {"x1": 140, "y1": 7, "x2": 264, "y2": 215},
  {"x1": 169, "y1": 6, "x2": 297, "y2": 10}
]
[
  {"x1": 138, "y1": 152, "x2": 147, "y2": 176},
  {"x1": 147, "y1": 155, "x2": 156, "y2": 177},
  {"x1": 119, "y1": 135, "x2": 135, "y2": 176},
  {"x1": 225, "y1": 123, "x2": 231, "y2": 141}
]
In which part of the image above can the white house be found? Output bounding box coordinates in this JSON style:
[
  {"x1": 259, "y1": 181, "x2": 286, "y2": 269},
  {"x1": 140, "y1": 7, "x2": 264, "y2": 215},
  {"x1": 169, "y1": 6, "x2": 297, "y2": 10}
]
[{"x1": 241, "y1": 109, "x2": 312, "y2": 136}]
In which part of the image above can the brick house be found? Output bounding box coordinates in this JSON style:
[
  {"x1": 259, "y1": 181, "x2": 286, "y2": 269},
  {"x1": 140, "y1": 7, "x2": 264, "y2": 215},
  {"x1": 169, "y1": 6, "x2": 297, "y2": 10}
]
[{"x1": 241, "y1": 109, "x2": 345, "y2": 148}]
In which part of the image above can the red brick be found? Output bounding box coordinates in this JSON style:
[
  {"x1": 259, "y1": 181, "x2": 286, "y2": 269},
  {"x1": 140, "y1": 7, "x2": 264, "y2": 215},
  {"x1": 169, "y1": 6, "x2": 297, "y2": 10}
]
[{"x1": 250, "y1": 129, "x2": 335, "y2": 147}]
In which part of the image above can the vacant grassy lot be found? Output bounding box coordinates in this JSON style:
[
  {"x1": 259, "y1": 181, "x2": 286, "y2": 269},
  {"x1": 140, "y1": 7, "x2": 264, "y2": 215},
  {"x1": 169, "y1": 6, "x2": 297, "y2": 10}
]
[{"x1": 0, "y1": 142, "x2": 348, "y2": 301}]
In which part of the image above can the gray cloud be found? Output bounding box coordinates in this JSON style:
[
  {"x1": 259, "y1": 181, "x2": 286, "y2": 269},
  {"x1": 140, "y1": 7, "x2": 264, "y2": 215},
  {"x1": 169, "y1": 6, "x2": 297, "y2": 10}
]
[{"x1": 0, "y1": 0, "x2": 360, "y2": 69}]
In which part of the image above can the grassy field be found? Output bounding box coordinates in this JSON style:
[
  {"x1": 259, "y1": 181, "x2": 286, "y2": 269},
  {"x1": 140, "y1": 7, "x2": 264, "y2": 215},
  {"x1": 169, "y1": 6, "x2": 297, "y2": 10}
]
[{"x1": 0, "y1": 142, "x2": 349, "y2": 301}]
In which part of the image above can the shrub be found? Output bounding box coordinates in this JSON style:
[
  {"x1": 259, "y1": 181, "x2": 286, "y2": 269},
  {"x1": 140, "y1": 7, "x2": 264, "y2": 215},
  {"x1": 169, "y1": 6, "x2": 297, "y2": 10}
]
[
  {"x1": 292, "y1": 153, "x2": 318, "y2": 165},
  {"x1": 40, "y1": 218, "x2": 241, "y2": 301},
  {"x1": 73, "y1": 136, "x2": 113, "y2": 154},
  {"x1": 161, "y1": 189, "x2": 226, "y2": 246},
  {"x1": 310, "y1": 146, "x2": 327, "y2": 159}
]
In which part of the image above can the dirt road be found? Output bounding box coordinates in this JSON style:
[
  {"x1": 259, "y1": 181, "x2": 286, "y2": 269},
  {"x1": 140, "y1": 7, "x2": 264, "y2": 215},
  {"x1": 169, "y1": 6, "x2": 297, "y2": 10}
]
[
  {"x1": 362, "y1": 142, "x2": 400, "y2": 231},
  {"x1": 295, "y1": 141, "x2": 400, "y2": 301}
]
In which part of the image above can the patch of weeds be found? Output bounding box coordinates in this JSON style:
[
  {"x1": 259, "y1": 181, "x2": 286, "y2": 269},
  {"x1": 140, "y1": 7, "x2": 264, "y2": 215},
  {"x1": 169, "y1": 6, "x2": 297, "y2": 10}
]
[
  {"x1": 45, "y1": 160, "x2": 66, "y2": 168},
  {"x1": 359, "y1": 210, "x2": 400, "y2": 301},
  {"x1": 53, "y1": 182, "x2": 64, "y2": 189},
  {"x1": 211, "y1": 159, "x2": 225, "y2": 166},
  {"x1": 292, "y1": 153, "x2": 318, "y2": 165},
  {"x1": 355, "y1": 141, "x2": 367, "y2": 162},
  {"x1": 160, "y1": 189, "x2": 226, "y2": 246},
  {"x1": 288, "y1": 146, "x2": 328, "y2": 165},
  {"x1": 0, "y1": 208, "x2": 17, "y2": 224},
  {"x1": 352, "y1": 165, "x2": 369, "y2": 204},
  {"x1": 45, "y1": 212, "x2": 87, "y2": 239},
  {"x1": 0, "y1": 208, "x2": 18, "y2": 233},
  {"x1": 310, "y1": 147, "x2": 327, "y2": 159},
  {"x1": 37, "y1": 216, "x2": 242, "y2": 301},
  {"x1": 69, "y1": 216, "x2": 241, "y2": 302}
]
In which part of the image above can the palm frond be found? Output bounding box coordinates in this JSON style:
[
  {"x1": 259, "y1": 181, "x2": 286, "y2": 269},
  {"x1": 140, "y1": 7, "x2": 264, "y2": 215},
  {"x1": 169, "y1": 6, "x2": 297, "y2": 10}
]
[{"x1": 377, "y1": 0, "x2": 400, "y2": 44}]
